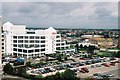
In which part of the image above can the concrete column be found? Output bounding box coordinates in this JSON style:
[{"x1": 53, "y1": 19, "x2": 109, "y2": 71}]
[
  {"x1": 27, "y1": 54, "x2": 29, "y2": 59},
  {"x1": 22, "y1": 54, "x2": 23, "y2": 58}
]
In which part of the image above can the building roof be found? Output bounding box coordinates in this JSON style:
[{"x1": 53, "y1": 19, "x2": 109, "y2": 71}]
[
  {"x1": 3, "y1": 21, "x2": 13, "y2": 27},
  {"x1": 46, "y1": 26, "x2": 56, "y2": 33}
]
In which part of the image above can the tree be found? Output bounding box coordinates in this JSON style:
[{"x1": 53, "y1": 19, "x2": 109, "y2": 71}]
[
  {"x1": 25, "y1": 61, "x2": 31, "y2": 67},
  {"x1": 75, "y1": 44, "x2": 79, "y2": 52},
  {"x1": 80, "y1": 44, "x2": 83, "y2": 49},
  {"x1": 17, "y1": 67, "x2": 26, "y2": 77},
  {"x1": 57, "y1": 54, "x2": 62, "y2": 61},
  {"x1": 3, "y1": 63, "x2": 13, "y2": 74},
  {"x1": 61, "y1": 69, "x2": 78, "y2": 80}
]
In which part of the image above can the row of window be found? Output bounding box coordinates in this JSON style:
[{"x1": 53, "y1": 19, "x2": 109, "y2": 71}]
[
  {"x1": 13, "y1": 40, "x2": 45, "y2": 43},
  {"x1": 13, "y1": 48, "x2": 45, "y2": 53},
  {"x1": 13, "y1": 36, "x2": 45, "y2": 39},
  {"x1": 13, "y1": 44, "x2": 45, "y2": 48}
]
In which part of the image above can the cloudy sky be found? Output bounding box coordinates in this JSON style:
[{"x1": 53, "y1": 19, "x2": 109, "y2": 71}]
[{"x1": 2, "y1": 1, "x2": 118, "y2": 29}]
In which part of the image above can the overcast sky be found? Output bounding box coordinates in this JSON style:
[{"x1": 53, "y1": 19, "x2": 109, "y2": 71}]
[{"x1": 2, "y1": 2, "x2": 118, "y2": 29}]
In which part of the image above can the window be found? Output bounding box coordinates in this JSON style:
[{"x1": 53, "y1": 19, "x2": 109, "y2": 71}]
[
  {"x1": 18, "y1": 49, "x2": 22, "y2": 52},
  {"x1": 35, "y1": 49, "x2": 39, "y2": 52},
  {"x1": 41, "y1": 48, "x2": 45, "y2": 51},
  {"x1": 34, "y1": 45, "x2": 39, "y2": 48},
  {"x1": 18, "y1": 36, "x2": 23, "y2": 39},
  {"x1": 56, "y1": 36, "x2": 60, "y2": 38},
  {"x1": 25, "y1": 36, "x2": 28, "y2": 39},
  {"x1": 13, "y1": 36, "x2": 17, "y2": 39},
  {"x1": 13, "y1": 44, "x2": 17, "y2": 47},
  {"x1": 28, "y1": 50, "x2": 33, "y2": 53},
  {"x1": 23, "y1": 50, "x2": 27, "y2": 53},
  {"x1": 41, "y1": 40, "x2": 45, "y2": 43},
  {"x1": 56, "y1": 44, "x2": 60, "y2": 46},
  {"x1": 30, "y1": 36, "x2": 34, "y2": 39},
  {"x1": 13, "y1": 48, "x2": 17, "y2": 51},
  {"x1": 56, "y1": 40, "x2": 60, "y2": 42},
  {"x1": 25, "y1": 40, "x2": 28, "y2": 43},
  {"x1": 13, "y1": 40, "x2": 17, "y2": 43},
  {"x1": 35, "y1": 36, "x2": 39, "y2": 39},
  {"x1": 35, "y1": 40, "x2": 39, "y2": 43},
  {"x1": 41, "y1": 45, "x2": 45, "y2": 47},
  {"x1": 30, "y1": 40, "x2": 34, "y2": 43},
  {"x1": 27, "y1": 32, "x2": 35, "y2": 34},
  {"x1": 2, "y1": 47, "x2": 4, "y2": 49},
  {"x1": 41, "y1": 36, "x2": 45, "y2": 39},
  {"x1": 18, "y1": 40, "x2": 23, "y2": 43},
  {"x1": 18, "y1": 45, "x2": 23, "y2": 47}
]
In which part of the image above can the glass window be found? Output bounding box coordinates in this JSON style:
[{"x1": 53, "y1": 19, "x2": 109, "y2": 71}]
[
  {"x1": 30, "y1": 36, "x2": 34, "y2": 39},
  {"x1": 13, "y1": 40, "x2": 17, "y2": 43},
  {"x1": 2, "y1": 47, "x2": 4, "y2": 49},
  {"x1": 41, "y1": 48, "x2": 45, "y2": 51},
  {"x1": 18, "y1": 49, "x2": 22, "y2": 52},
  {"x1": 13, "y1": 36, "x2": 17, "y2": 39},
  {"x1": 41, "y1": 36, "x2": 45, "y2": 39},
  {"x1": 35, "y1": 49, "x2": 39, "y2": 52},
  {"x1": 25, "y1": 36, "x2": 28, "y2": 39},
  {"x1": 13, "y1": 44, "x2": 17, "y2": 47},
  {"x1": 56, "y1": 44, "x2": 60, "y2": 46},
  {"x1": 35, "y1": 40, "x2": 39, "y2": 43},
  {"x1": 30, "y1": 40, "x2": 34, "y2": 43},
  {"x1": 25, "y1": 40, "x2": 28, "y2": 43},
  {"x1": 41, "y1": 45, "x2": 45, "y2": 47},
  {"x1": 18, "y1": 40, "x2": 23, "y2": 43},
  {"x1": 35, "y1": 36, "x2": 39, "y2": 39},
  {"x1": 23, "y1": 50, "x2": 27, "y2": 53},
  {"x1": 56, "y1": 40, "x2": 60, "y2": 42},
  {"x1": 13, "y1": 48, "x2": 17, "y2": 51},
  {"x1": 56, "y1": 36, "x2": 60, "y2": 38},
  {"x1": 41, "y1": 40, "x2": 45, "y2": 43},
  {"x1": 28, "y1": 50, "x2": 33, "y2": 53},
  {"x1": 18, "y1": 36, "x2": 23, "y2": 39}
]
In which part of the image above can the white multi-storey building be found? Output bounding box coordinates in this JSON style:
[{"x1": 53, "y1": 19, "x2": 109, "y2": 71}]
[{"x1": 2, "y1": 22, "x2": 70, "y2": 59}]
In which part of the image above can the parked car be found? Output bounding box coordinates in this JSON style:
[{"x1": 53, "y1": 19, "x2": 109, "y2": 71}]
[
  {"x1": 96, "y1": 64, "x2": 101, "y2": 67},
  {"x1": 102, "y1": 63, "x2": 110, "y2": 67},
  {"x1": 79, "y1": 62, "x2": 85, "y2": 66},
  {"x1": 79, "y1": 69, "x2": 86, "y2": 73},
  {"x1": 91, "y1": 65, "x2": 96, "y2": 68},
  {"x1": 93, "y1": 73, "x2": 103, "y2": 79},
  {"x1": 110, "y1": 62, "x2": 115, "y2": 66},
  {"x1": 81, "y1": 67, "x2": 89, "y2": 73},
  {"x1": 104, "y1": 73, "x2": 114, "y2": 77},
  {"x1": 85, "y1": 61, "x2": 92, "y2": 65},
  {"x1": 110, "y1": 57, "x2": 116, "y2": 60}
]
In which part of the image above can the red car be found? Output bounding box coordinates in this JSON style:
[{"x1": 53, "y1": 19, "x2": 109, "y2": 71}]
[
  {"x1": 81, "y1": 67, "x2": 89, "y2": 73},
  {"x1": 103, "y1": 63, "x2": 110, "y2": 67},
  {"x1": 79, "y1": 69, "x2": 86, "y2": 73},
  {"x1": 110, "y1": 62, "x2": 115, "y2": 66},
  {"x1": 80, "y1": 58, "x2": 86, "y2": 60}
]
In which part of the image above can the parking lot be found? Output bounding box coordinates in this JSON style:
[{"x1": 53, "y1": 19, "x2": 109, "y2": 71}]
[{"x1": 26, "y1": 57, "x2": 119, "y2": 78}]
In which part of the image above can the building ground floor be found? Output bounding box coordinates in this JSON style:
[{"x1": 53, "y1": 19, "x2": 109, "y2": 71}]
[{"x1": 13, "y1": 52, "x2": 45, "y2": 59}]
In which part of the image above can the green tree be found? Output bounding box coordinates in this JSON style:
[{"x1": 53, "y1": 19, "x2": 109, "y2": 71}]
[
  {"x1": 17, "y1": 67, "x2": 26, "y2": 77},
  {"x1": 61, "y1": 69, "x2": 78, "y2": 80},
  {"x1": 25, "y1": 61, "x2": 31, "y2": 67},
  {"x1": 3, "y1": 63, "x2": 13, "y2": 74}
]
